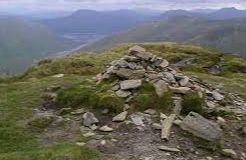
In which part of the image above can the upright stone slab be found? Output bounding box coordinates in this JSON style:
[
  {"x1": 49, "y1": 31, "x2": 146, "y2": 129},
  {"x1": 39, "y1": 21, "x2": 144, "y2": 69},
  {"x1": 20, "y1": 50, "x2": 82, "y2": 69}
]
[{"x1": 180, "y1": 112, "x2": 222, "y2": 141}]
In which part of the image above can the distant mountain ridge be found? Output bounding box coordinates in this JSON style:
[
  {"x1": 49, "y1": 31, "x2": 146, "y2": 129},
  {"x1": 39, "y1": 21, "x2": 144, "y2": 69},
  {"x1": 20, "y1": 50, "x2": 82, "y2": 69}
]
[
  {"x1": 83, "y1": 16, "x2": 246, "y2": 56},
  {"x1": 159, "y1": 7, "x2": 246, "y2": 20},
  {"x1": 44, "y1": 9, "x2": 152, "y2": 34},
  {"x1": 0, "y1": 16, "x2": 77, "y2": 74}
]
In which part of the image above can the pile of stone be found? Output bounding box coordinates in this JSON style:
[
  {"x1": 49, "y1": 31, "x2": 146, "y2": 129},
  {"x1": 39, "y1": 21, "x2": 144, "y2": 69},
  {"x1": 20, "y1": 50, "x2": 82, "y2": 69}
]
[
  {"x1": 96, "y1": 45, "x2": 228, "y2": 105},
  {"x1": 94, "y1": 45, "x2": 246, "y2": 141}
]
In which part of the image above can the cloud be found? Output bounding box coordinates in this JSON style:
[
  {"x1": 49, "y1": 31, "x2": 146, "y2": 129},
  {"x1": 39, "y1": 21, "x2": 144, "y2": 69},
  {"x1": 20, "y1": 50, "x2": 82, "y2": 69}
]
[{"x1": 0, "y1": 0, "x2": 246, "y2": 13}]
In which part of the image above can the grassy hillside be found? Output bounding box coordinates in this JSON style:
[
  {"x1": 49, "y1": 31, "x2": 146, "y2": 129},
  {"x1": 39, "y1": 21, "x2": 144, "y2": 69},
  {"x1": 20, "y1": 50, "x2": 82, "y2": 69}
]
[
  {"x1": 83, "y1": 16, "x2": 246, "y2": 56},
  {"x1": 0, "y1": 43, "x2": 245, "y2": 159},
  {"x1": 0, "y1": 16, "x2": 77, "y2": 74}
]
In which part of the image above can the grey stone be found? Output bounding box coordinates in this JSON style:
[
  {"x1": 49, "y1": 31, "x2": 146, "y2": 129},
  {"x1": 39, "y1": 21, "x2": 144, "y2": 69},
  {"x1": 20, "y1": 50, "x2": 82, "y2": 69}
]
[
  {"x1": 82, "y1": 112, "x2": 99, "y2": 127},
  {"x1": 123, "y1": 104, "x2": 130, "y2": 111},
  {"x1": 160, "y1": 113, "x2": 168, "y2": 120},
  {"x1": 71, "y1": 108, "x2": 86, "y2": 115},
  {"x1": 162, "y1": 72, "x2": 176, "y2": 82},
  {"x1": 130, "y1": 114, "x2": 145, "y2": 126},
  {"x1": 180, "y1": 112, "x2": 222, "y2": 141},
  {"x1": 153, "y1": 80, "x2": 169, "y2": 97},
  {"x1": 122, "y1": 55, "x2": 139, "y2": 62},
  {"x1": 99, "y1": 125, "x2": 114, "y2": 132},
  {"x1": 110, "y1": 59, "x2": 129, "y2": 68},
  {"x1": 206, "y1": 101, "x2": 216, "y2": 109},
  {"x1": 80, "y1": 126, "x2": 92, "y2": 133},
  {"x1": 158, "y1": 59, "x2": 169, "y2": 68},
  {"x1": 52, "y1": 74, "x2": 64, "y2": 78},
  {"x1": 127, "y1": 62, "x2": 138, "y2": 70},
  {"x1": 128, "y1": 45, "x2": 146, "y2": 54},
  {"x1": 115, "y1": 68, "x2": 145, "y2": 79},
  {"x1": 222, "y1": 149, "x2": 237, "y2": 159},
  {"x1": 112, "y1": 111, "x2": 128, "y2": 122},
  {"x1": 158, "y1": 145, "x2": 180, "y2": 152},
  {"x1": 106, "y1": 65, "x2": 118, "y2": 74},
  {"x1": 115, "y1": 90, "x2": 131, "y2": 98},
  {"x1": 174, "y1": 119, "x2": 182, "y2": 126},
  {"x1": 217, "y1": 117, "x2": 226, "y2": 126},
  {"x1": 76, "y1": 142, "x2": 86, "y2": 147},
  {"x1": 135, "y1": 52, "x2": 154, "y2": 61},
  {"x1": 120, "y1": 80, "x2": 142, "y2": 90},
  {"x1": 152, "y1": 123, "x2": 162, "y2": 130},
  {"x1": 111, "y1": 84, "x2": 120, "y2": 91},
  {"x1": 241, "y1": 127, "x2": 246, "y2": 135},
  {"x1": 179, "y1": 76, "x2": 189, "y2": 86},
  {"x1": 161, "y1": 114, "x2": 176, "y2": 140},
  {"x1": 145, "y1": 73, "x2": 160, "y2": 80},
  {"x1": 169, "y1": 86, "x2": 191, "y2": 94},
  {"x1": 83, "y1": 132, "x2": 96, "y2": 137},
  {"x1": 212, "y1": 91, "x2": 224, "y2": 101},
  {"x1": 144, "y1": 109, "x2": 157, "y2": 115}
]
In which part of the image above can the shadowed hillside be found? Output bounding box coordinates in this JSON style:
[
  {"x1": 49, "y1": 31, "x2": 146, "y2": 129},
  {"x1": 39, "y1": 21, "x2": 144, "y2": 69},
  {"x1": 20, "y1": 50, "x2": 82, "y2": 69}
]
[
  {"x1": 0, "y1": 16, "x2": 77, "y2": 74},
  {"x1": 83, "y1": 16, "x2": 246, "y2": 56}
]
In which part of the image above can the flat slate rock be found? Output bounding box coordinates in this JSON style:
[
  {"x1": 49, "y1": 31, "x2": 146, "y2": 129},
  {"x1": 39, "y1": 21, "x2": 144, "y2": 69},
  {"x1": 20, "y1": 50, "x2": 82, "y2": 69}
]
[
  {"x1": 180, "y1": 112, "x2": 222, "y2": 141},
  {"x1": 120, "y1": 80, "x2": 142, "y2": 90},
  {"x1": 112, "y1": 111, "x2": 128, "y2": 122}
]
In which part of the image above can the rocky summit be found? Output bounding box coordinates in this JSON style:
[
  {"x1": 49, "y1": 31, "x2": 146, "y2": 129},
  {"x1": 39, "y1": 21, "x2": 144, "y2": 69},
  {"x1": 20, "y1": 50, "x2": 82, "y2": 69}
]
[
  {"x1": 96, "y1": 45, "x2": 245, "y2": 115},
  {"x1": 2, "y1": 44, "x2": 246, "y2": 160}
]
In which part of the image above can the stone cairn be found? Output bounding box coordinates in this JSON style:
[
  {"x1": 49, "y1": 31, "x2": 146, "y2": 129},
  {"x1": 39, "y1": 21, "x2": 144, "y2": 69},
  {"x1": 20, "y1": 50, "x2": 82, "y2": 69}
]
[
  {"x1": 96, "y1": 45, "x2": 226, "y2": 103},
  {"x1": 93, "y1": 45, "x2": 245, "y2": 142}
]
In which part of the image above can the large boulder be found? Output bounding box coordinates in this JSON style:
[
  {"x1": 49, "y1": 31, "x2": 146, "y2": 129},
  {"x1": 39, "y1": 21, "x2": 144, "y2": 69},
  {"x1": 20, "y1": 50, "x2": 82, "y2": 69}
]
[
  {"x1": 180, "y1": 112, "x2": 222, "y2": 141},
  {"x1": 120, "y1": 80, "x2": 142, "y2": 90}
]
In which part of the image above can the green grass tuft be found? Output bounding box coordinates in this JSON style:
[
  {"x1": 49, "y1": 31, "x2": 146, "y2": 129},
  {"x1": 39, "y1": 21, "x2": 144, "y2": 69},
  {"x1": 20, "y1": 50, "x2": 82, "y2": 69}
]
[
  {"x1": 181, "y1": 92, "x2": 205, "y2": 115},
  {"x1": 27, "y1": 116, "x2": 54, "y2": 133}
]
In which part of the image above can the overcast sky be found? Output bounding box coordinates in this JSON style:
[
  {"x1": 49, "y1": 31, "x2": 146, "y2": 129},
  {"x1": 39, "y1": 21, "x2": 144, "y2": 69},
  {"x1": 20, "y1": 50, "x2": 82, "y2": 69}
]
[{"x1": 1, "y1": 0, "x2": 246, "y2": 14}]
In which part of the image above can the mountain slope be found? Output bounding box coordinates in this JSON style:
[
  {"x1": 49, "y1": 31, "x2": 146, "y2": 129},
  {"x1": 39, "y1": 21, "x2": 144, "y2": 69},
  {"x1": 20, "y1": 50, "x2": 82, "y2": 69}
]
[
  {"x1": 83, "y1": 16, "x2": 246, "y2": 56},
  {"x1": 207, "y1": 7, "x2": 246, "y2": 20},
  {"x1": 44, "y1": 9, "x2": 151, "y2": 34},
  {"x1": 0, "y1": 16, "x2": 77, "y2": 74},
  {"x1": 0, "y1": 43, "x2": 245, "y2": 159},
  {"x1": 158, "y1": 8, "x2": 246, "y2": 20}
]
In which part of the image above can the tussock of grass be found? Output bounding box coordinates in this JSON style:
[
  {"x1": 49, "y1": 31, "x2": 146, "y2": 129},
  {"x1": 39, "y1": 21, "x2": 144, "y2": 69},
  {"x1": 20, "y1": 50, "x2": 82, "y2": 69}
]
[
  {"x1": 0, "y1": 143, "x2": 101, "y2": 160},
  {"x1": 133, "y1": 82, "x2": 173, "y2": 111},
  {"x1": 97, "y1": 94, "x2": 124, "y2": 113},
  {"x1": 181, "y1": 92, "x2": 205, "y2": 115},
  {"x1": 0, "y1": 75, "x2": 102, "y2": 159},
  {"x1": 27, "y1": 116, "x2": 54, "y2": 133}
]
